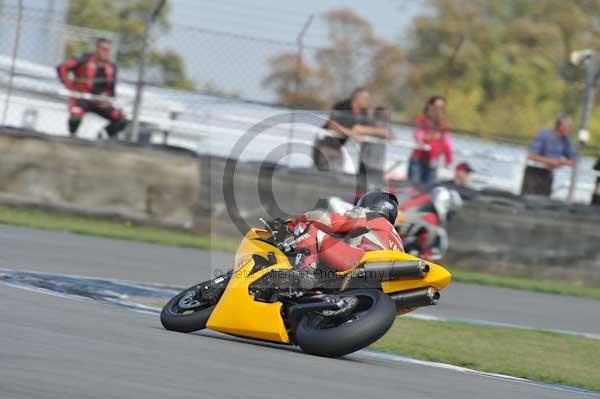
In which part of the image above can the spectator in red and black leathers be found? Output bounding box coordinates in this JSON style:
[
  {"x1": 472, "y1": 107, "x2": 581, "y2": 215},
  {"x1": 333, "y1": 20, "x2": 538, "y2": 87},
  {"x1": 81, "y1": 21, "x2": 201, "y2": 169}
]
[
  {"x1": 57, "y1": 38, "x2": 127, "y2": 138},
  {"x1": 408, "y1": 96, "x2": 453, "y2": 185}
]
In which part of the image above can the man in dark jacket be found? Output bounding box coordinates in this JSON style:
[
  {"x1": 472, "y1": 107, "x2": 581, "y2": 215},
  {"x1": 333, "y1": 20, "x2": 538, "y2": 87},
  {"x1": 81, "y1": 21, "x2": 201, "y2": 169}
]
[
  {"x1": 57, "y1": 38, "x2": 127, "y2": 138},
  {"x1": 314, "y1": 88, "x2": 391, "y2": 172}
]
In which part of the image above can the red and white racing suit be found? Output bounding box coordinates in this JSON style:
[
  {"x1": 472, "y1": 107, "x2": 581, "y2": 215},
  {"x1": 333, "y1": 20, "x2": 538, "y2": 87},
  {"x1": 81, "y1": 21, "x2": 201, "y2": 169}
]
[
  {"x1": 57, "y1": 53, "x2": 126, "y2": 136},
  {"x1": 288, "y1": 207, "x2": 404, "y2": 271}
]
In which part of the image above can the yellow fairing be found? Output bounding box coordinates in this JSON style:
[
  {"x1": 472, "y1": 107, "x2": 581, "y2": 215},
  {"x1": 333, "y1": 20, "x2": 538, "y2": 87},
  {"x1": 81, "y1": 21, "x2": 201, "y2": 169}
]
[
  {"x1": 359, "y1": 250, "x2": 452, "y2": 293},
  {"x1": 206, "y1": 229, "x2": 292, "y2": 344}
]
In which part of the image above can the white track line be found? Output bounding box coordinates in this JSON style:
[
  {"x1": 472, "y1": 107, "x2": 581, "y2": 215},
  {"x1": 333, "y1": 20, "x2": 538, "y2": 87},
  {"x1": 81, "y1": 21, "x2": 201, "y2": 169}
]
[
  {"x1": 359, "y1": 350, "x2": 600, "y2": 397},
  {"x1": 409, "y1": 313, "x2": 600, "y2": 340}
]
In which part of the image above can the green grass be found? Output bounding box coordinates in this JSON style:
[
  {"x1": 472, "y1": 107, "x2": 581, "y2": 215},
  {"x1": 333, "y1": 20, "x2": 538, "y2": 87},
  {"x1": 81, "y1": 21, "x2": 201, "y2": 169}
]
[
  {"x1": 371, "y1": 317, "x2": 600, "y2": 391},
  {"x1": 0, "y1": 205, "x2": 599, "y2": 300},
  {"x1": 0, "y1": 206, "x2": 238, "y2": 253},
  {"x1": 450, "y1": 268, "x2": 600, "y2": 300}
]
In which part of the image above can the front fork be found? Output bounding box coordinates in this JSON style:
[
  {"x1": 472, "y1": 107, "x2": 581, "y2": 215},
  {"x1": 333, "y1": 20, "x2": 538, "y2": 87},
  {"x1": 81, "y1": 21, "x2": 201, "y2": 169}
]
[{"x1": 193, "y1": 271, "x2": 232, "y2": 305}]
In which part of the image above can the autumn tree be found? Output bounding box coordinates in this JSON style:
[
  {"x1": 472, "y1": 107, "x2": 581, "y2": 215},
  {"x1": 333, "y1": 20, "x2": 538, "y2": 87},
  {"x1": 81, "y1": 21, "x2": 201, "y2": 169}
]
[
  {"x1": 263, "y1": 53, "x2": 333, "y2": 108},
  {"x1": 264, "y1": 8, "x2": 406, "y2": 109},
  {"x1": 66, "y1": 0, "x2": 195, "y2": 90},
  {"x1": 405, "y1": 0, "x2": 600, "y2": 142},
  {"x1": 367, "y1": 42, "x2": 408, "y2": 112},
  {"x1": 314, "y1": 9, "x2": 381, "y2": 99}
]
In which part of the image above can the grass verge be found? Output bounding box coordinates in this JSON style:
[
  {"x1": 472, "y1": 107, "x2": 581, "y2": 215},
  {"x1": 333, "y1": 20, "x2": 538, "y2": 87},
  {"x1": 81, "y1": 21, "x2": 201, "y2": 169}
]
[
  {"x1": 371, "y1": 317, "x2": 600, "y2": 391},
  {"x1": 0, "y1": 206, "x2": 238, "y2": 253},
  {"x1": 450, "y1": 268, "x2": 600, "y2": 300},
  {"x1": 0, "y1": 205, "x2": 598, "y2": 300}
]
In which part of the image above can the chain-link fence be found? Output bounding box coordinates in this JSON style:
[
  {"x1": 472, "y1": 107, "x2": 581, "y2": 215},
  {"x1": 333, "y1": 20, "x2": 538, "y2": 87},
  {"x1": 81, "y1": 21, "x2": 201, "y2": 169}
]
[{"x1": 0, "y1": 2, "x2": 598, "y2": 202}]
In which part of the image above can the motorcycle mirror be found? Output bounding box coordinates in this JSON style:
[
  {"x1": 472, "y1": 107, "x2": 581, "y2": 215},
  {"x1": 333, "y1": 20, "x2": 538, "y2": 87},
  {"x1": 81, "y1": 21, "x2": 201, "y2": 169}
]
[{"x1": 259, "y1": 218, "x2": 274, "y2": 235}]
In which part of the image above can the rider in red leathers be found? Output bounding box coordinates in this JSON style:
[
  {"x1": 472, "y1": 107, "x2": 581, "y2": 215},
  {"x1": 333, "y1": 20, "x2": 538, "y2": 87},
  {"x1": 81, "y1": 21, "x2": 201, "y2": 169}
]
[{"x1": 288, "y1": 189, "x2": 403, "y2": 272}]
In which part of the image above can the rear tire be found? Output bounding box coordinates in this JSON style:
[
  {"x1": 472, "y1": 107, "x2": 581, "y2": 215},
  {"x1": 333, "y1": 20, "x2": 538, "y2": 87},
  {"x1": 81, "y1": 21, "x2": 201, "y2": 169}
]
[
  {"x1": 160, "y1": 286, "x2": 216, "y2": 333},
  {"x1": 295, "y1": 289, "x2": 396, "y2": 358}
]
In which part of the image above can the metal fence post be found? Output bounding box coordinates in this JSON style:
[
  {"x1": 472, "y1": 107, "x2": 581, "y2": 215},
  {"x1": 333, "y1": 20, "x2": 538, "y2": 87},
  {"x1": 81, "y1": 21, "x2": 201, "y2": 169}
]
[
  {"x1": 1, "y1": 0, "x2": 24, "y2": 127},
  {"x1": 130, "y1": 0, "x2": 167, "y2": 143},
  {"x1": 568, "y1": 54, "x2": 599, "y2": 203},
  {"x1": 285, "y1": 14, "x2": 314, "y2": 166}
]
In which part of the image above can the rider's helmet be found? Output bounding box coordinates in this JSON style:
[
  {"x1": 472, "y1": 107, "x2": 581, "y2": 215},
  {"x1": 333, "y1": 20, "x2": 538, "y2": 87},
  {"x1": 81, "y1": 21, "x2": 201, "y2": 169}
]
[
  {"x1": 356, "y1": 189, "x2": 399, "y2": 225},
  {"x1": 430, "y1": 186, "x2": 462, "y2": 222}
]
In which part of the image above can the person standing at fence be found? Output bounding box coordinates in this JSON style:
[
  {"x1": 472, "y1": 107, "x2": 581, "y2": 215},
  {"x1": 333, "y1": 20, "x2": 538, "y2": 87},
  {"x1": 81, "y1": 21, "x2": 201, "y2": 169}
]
[
  {"x1": 408, "y1": 96, "x2": 453, "y2": 185},
  {"x1": 56, "y1": 38, "x2": 127, "y2": 138},
  {"x1": 592, "y1": 159, "x2": 600, "y2": 206},
  {"x1": 314, "y1": 88, "x2": 390, "y2": 173},
  {"x1": 521, "y1": 114, "x2": 576, "y2": 196}
]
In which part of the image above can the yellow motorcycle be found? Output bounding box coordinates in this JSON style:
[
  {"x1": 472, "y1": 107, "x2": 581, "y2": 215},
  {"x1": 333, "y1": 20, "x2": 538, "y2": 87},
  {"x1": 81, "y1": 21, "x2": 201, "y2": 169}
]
[{"x1": 161, "y1": 219, "x2": 451, "y2": 357}]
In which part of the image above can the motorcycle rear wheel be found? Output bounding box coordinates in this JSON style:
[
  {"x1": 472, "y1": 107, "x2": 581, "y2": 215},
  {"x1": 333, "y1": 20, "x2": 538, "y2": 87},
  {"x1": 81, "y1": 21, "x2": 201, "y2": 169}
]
[{"x1": 295, "y1": 289, "x2": 396, "y2": 358}]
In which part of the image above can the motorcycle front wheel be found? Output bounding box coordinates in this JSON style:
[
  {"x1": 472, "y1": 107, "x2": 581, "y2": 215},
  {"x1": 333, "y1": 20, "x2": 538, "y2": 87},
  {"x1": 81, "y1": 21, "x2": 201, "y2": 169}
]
[
  {"x1": 295, "y1": 289, "x2": 396, "y2": 358},
  {"x1": 160, "y1": 284, "x2": 218, "y2": 333}
]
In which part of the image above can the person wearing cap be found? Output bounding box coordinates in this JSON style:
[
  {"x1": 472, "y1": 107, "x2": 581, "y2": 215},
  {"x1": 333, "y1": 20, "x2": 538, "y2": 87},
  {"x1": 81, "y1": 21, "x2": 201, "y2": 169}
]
[
  {"x1": 522, "y1": 115, "x2": 576, "y2": 196},
  {"x1": 434, "y1": 161, "x2": 477, "y2": 200},
  {"x1": 454, "y1": 162, "x2": 474, "y2": 187}
]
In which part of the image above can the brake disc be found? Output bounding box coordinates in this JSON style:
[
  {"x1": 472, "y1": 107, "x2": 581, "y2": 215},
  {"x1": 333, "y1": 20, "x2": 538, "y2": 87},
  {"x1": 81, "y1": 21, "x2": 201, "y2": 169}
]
[{"x1": 178, "y1": 289, "x2": 204, "y2": 309}]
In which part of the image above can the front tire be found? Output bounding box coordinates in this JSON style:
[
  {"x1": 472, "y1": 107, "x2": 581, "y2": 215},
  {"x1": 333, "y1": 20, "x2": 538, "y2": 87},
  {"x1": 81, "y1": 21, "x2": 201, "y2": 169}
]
[
  {"x1": 295, "y1": 289, "x2": 396, "y2": 358},
  {"x1": 160, "y1": 286, "x2": 216, "y2": 333}
]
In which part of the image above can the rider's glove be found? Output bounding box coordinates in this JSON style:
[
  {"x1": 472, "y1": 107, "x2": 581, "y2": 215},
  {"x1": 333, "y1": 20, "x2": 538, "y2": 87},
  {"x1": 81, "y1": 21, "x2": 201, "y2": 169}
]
[
  {"x1": 287, "y1": 214, "x2": 308, "y2": 230},
  {"x1": 292, "y1": 221, "x2": 309, "y2": 236}
]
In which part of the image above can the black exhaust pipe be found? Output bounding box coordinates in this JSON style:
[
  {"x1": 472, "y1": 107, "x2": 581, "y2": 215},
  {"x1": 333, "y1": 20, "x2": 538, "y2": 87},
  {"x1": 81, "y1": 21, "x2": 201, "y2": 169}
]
[
  {"x1": 361, "y1": 260, "x2": 429, "y2": 281},
  {"x1": 389, "y1": 287, "x2": 440, "y2": 311}
]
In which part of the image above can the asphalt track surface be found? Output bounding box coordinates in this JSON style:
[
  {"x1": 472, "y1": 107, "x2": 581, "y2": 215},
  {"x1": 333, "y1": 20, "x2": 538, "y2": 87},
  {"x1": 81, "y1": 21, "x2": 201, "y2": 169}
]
[{"x1": 1, "y1": 224, "x2": 599, "y2": 398}]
